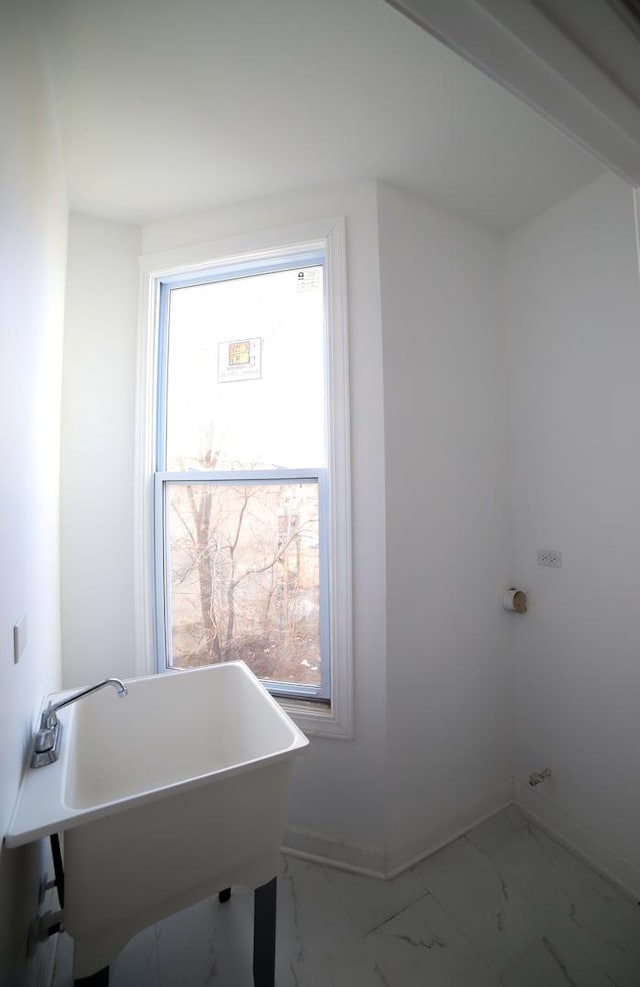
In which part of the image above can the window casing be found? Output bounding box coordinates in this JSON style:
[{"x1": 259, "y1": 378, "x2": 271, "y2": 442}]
[{"x1": 136, "y1": 219, "x2": 352, "y2": 737}]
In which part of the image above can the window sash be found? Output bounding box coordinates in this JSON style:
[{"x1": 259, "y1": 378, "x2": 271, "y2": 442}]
[
  {"x1": 154, "y1": 251, "x2": 326, "y2": 476},
  {"x1": 153, "y1": 467, "x2": 331, "y2": 700},
  {"x1": 136, "y1": 217, "x2": 352, "y2": 738}
]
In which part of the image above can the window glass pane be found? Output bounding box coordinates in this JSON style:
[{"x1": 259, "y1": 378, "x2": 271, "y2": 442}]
[
  {"x1": 166, "y1": 480, "x2": 321, "y2": 689},
  {"x1": 165, "y1": 266, "x2": 325, "y2": 471}
]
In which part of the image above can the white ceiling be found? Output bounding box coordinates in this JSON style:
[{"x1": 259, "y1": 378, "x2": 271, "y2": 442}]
[{"x1": 39, "y1": 0, "x2": 604, "y2": 232}]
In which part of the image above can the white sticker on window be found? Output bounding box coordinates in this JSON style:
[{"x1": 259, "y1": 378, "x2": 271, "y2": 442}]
[{"x1": 296, "y1": 268, "x2": 320, "y2": 293}]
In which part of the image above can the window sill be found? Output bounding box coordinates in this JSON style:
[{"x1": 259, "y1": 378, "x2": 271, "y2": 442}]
[{"x1": 278, "y1": 695, "x2": 353, "y2": 740}]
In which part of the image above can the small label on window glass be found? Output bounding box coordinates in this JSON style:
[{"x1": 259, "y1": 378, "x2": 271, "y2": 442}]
[
  {"x1": 296, "y1": 268, "x2": 320, "y2": 293},
  {"x1": 218, "y1": 337, "x2": 262, "y2": 382}
]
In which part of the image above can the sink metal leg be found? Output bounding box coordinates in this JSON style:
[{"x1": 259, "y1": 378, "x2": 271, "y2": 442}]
[
  {"x1": 50, "y1": 833, "x2": 65, "y2": 908},
  {"x1": 74, "y1": 967, "x2": 109, "y2": 986},
  {"x1": 253, "y1": 877, "x2": 277, "y2": 987}
]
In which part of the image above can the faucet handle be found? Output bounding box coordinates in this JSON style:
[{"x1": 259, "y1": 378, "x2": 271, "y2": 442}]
[
  {"x1": 34, "y1": 703, "x2": 58, "y2": 754},
  {"x1": 31, "y1": 678, "x2": 125, "y2": 769},
  {"x1": 34, "y1": 725, "x2": 57, "y2": 754},
  {"x1": 39, "y1": 703, "x2": 58, "y2": 732}
]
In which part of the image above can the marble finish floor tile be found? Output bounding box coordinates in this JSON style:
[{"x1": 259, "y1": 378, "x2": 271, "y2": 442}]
[
  {"x1": 52, "y1": 923, "x2": 161, "y2": 987},
  {"x1": 155, "y1": 895, "x2": 242, "y2": 987},
  {"x1": 275, "y1": 854, "x2": 383, "y2": 986},
  {"x1": 481, "y1": 820, "x2": 622, "y2": 908},
  {"x1": 412, "y1": 836, "x2": 548, "y2": 976},
  {"x1": 500, "y1": 921, "x2": 620, "y2": 987},
  {"x1": 545, "y1": 884, "x2": 640, "y2": 987},
  {"x1": 365, "y1": 891, "x2": 501, "y2": 987},
  {"x1": 466, "y1": 805, "x2": 529, "y2": 855},
  {"x1": 471, "y1": 818, "x2": 640, "y2": 986},
  {"x1": 112, "y1": 925, "x2": 161, "y2": 987},
  {"x1": 50, "y1": 808, "x2": 640, "y2": 987},
  {"x1": 322, "y1": 863, "x2": 427, "y2": 935}
]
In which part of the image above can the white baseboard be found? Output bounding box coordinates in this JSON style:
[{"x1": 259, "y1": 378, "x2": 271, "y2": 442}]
[
  {"x1": 284, "y1": 778, "x2": 640, "y2": 901},
  {"x1": 383, "y1": 780, "x2": 514, "y2": 877},
  {"x1": 282, "y1": 826, "x2": 387, "y2": 877},
  {"x1": 514, "y1": 781, "x2": 640, "y2": 903},
  {"x1": 283, "y1": 779, "x2": 514, "y2": 879}
]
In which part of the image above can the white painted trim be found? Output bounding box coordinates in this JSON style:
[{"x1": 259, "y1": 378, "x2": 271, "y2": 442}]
[
  {"x1": 138, "y1": 218, "x2": 344, "y2": 281},
  {"x1": 133, "y1": 267, "x2": 158, "y2": 677},
  {"x1": 282, "y1": 825, "x2": 386, "y2": 876},
  {"x1": 514, "y1": 781, "x2": 640, "y2": 902},
  {"x1": 384, "y1": 780, "x2": 514, "y2": 876},
  {"x1": 134, "y1": 217, "x2": 353, "y2": 738},
  {"x1": 385, "y1": 0, "x2": 640, "y2": 186},
  {"x1": 310, "y1": 215, "x2": 353, "y2": 739},
  {"x1": 283, "y1": 780, "x2": 513, "y2": 878},
  {"x1": 285, "y1": 780, "x2": 640, "y2": 895},
  {"x1": 633, "y1": 186, "x2": 640, "y2": 287}
]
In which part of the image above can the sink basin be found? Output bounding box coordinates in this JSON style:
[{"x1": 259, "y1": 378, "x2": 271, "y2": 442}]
[
  {"x1": 66, "y1": 662, "x2": 303, "y2": 809},
  {"x1": 7, "y1": 661, "x2": 308, "y2": 977}
]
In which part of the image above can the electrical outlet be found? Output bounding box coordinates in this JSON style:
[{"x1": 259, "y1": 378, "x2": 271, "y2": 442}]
[{"x1": 537, "y1": 549, "x2": 562, "y2": 568}]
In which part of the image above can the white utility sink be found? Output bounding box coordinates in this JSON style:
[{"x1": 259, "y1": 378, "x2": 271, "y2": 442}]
[{"x1": 7, "y1": 662, "x2": 308, "y2": 979}]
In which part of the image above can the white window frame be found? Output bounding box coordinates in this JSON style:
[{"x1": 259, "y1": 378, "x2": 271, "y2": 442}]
[{"x1": 134, "y1": 218, "x2": 353, "y2": 738}]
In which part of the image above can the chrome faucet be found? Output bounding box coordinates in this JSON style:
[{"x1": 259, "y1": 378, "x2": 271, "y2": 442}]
[{"x1": 31, "y1": 678, "x2": 128, "y2": 768}]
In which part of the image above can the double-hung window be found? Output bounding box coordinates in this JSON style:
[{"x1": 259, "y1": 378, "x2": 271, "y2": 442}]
[{"x1": 141, "y1": 220, "x2": 352, "y2": 735}]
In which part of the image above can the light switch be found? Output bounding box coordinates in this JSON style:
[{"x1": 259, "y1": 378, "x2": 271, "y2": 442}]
[{"x1": 13, "y1": 616, "x2": 27, "y2": 664}]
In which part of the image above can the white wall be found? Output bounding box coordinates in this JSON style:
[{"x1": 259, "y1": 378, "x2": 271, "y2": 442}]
[
  {"x1": 63, "y1": 181, "x2": 390, "y2": 870},
  {"x1": 377, "y1": 183, "x2": 513, "y2": 869},
  {"x1": 60, "y1": 170, "x2": 640, "y2": 888},
  {"x1": 507, "y1": 172, "x2": 640, "y2": 896},
  {"x1": 0, "y1": 2, "x2": 67, "y2": 981},
  {"x1": 60, "y1": 214, "x2": 140, "y2": 688},
  {"x1": 62, "y1": 178, "x2": 514, "y2": 872}
]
